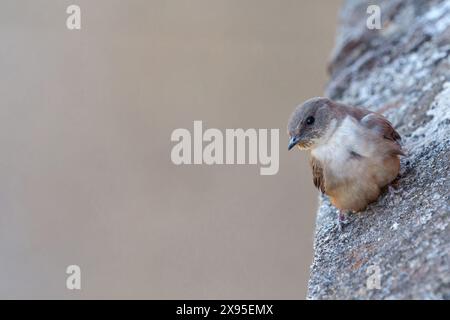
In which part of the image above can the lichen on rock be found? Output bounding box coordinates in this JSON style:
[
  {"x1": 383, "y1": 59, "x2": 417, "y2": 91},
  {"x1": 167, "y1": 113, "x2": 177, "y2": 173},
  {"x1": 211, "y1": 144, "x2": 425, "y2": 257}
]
[{"x1": 308, "y1": 0, "x2": 450, "y2": 299}]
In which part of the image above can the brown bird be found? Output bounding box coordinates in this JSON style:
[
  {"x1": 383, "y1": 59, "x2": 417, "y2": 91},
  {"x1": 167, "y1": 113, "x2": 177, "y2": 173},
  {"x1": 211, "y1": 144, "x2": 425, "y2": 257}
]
[{"x1": 287, "y1": 97, "x2": 404, "y2": 229}]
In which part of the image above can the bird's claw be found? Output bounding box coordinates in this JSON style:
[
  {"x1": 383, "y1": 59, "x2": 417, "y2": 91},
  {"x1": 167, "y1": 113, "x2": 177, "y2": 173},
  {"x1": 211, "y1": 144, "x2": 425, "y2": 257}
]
[
  {"x1": 388, "y1": 185, "x2": 402, "y2": 195},
  {"x1": 337, "y1": 211, "x2": 350, "y2": 231}
]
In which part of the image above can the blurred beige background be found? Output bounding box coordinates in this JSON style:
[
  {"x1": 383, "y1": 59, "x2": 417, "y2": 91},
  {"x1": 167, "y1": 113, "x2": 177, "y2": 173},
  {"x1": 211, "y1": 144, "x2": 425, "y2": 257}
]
[{"x1": 0, "y1": 0, "x2": 340, "y2": 298}]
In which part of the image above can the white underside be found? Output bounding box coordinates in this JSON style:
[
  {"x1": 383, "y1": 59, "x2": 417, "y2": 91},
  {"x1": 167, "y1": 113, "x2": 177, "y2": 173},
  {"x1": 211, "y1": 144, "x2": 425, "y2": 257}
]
[{"x1": 311, "y1": 117, "x2": 378, "y2": 178}]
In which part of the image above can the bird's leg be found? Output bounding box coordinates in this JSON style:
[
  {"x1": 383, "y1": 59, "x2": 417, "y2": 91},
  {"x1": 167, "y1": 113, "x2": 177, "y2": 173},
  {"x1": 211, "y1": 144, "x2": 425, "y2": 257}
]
[
  {"x1": 337, "y1": 210, "x2": 350, "y2": 231},
  {"x1": 388, "y1": 176, "x2": 402, "y2": 195}
]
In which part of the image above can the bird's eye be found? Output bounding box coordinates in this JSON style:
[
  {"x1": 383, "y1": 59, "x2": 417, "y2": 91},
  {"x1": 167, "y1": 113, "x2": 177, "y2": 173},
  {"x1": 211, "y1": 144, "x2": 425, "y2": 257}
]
[{"x1": 306, "y1": 116, "x2": 315, "y2": 125}]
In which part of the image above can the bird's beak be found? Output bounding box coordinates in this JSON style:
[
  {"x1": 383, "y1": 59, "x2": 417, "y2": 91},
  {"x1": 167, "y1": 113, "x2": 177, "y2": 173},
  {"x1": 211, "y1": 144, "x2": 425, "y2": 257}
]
[{"x1": 288, "y1": 135, "x2": 301, "y2": 151}]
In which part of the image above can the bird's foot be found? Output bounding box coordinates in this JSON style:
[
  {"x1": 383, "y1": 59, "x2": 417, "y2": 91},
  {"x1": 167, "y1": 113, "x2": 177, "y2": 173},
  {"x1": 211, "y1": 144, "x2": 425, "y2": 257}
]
[
  {"x1": 337, "y1": 211, "x2": 350, "y2": 232},
  {"x1": 388, "y1": 185, "x2": 402, "y2": 195},
  {"x1": 388, "y1": 176, "x2": 402, "y2": 194}
]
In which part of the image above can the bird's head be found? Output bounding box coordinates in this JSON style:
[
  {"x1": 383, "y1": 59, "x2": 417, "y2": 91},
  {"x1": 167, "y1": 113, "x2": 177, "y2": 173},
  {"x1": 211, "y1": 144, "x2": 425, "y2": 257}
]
[{"x1": 287, "y1": 97, "x2": 336, "y2": 151}]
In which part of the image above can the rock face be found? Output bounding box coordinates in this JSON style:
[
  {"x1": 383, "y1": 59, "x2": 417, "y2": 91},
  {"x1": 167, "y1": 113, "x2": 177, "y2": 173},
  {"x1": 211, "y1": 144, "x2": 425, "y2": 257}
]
[{"x1": 308, "y1": 0, "x2": 450, "y2": 299}]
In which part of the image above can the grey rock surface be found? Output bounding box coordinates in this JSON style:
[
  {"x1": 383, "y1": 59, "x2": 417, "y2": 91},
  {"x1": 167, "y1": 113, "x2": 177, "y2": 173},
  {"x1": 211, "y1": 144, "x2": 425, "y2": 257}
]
[{"x1": 308, "y1": 0, "x2": 450, "y2": 299}]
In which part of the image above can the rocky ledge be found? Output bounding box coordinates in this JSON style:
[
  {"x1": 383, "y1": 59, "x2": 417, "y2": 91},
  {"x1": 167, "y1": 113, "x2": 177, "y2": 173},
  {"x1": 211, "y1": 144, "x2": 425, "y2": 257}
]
[{"x1": 308, "y1": 0, "x2": 450, "y2": 299}]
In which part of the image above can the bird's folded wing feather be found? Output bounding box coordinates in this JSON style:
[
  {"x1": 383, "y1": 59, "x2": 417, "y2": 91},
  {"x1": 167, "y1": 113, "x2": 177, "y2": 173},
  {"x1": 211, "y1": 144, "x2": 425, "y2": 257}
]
[
  {"x1": 310, "y1": 156, "x2": 325, "y2": 193},
  {"x1": 360, "y1": 112, "x2": 405, "y2": 155}
]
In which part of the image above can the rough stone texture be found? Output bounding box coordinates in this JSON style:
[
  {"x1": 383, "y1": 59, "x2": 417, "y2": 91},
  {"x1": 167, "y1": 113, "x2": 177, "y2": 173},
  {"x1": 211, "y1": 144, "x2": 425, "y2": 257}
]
[{"x1": 308, "y1": 0, "x2": 450, "y2": 299}]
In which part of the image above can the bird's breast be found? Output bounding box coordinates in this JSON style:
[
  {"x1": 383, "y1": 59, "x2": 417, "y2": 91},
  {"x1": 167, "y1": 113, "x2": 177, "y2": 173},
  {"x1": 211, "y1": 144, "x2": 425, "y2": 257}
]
[
  {"x1": 310, "y1": 117, "x2": 400, "y2": 211},
  {"x1": 311, "y1": 117, "x2": 373, "y2": 177}
]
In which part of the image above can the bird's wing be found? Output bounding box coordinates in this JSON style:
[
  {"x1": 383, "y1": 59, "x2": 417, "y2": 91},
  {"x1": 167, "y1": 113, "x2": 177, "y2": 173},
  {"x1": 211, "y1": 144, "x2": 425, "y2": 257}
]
[
  {"x1": 310, "y1": 156, "x2": 325, "y2": 193},
  {"x1": 360, "y1": 112, "x2": 405, "y2": 155}
]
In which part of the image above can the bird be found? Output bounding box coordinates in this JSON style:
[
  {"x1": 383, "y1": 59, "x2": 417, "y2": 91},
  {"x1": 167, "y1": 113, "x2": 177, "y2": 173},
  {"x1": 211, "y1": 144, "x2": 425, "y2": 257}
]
[{"x1": 287, "y1": 97, "x2": 404, "y2": 230}]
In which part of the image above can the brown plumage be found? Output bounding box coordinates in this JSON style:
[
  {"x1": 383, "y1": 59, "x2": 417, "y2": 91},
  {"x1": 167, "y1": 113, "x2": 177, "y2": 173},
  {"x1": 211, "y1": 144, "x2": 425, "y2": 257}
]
[{"x1": 288, "y1": 97, "x2": 404, "y2": 227}]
